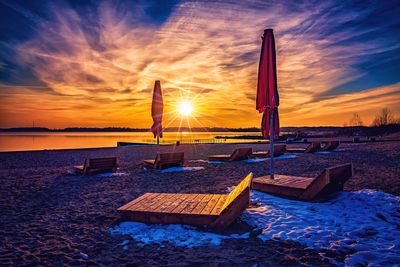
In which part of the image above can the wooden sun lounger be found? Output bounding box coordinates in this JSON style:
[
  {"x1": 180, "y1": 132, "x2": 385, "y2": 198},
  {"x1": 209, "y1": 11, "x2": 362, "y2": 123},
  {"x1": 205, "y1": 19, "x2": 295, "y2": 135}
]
[
  {"x1": 143, "y1": 152, "x2": 185, "y2": 169},
  {"x1": 207, "y1": 147, "x2": 253, "y2": 162},
  {"x1": 251, "y1": 144, "x2": 287, "y2": 158},
  {"x1": 252, "y1": 164, "x2": 353, "y2": 200},
  {"x1": 321, "y1": 141, "x2": 340, "y2": 151},
  {"x1": 286, "y1": 142, "x2": 321, "y2": 153},
  {"x1": 74, "y1": 157, "x2": 118, "y2": 175},
  {"x1": 118, "y1": 173, "x2": 253, "y2": 228}
]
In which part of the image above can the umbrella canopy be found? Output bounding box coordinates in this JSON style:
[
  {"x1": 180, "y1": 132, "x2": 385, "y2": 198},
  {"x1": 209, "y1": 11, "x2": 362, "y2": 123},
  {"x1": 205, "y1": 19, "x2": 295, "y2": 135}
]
[
  {"x1": 256, "y1": 29, "x2": 279, "y2": 139},
  {"x1": 151, "y1": 80, "x2": 163, "y2": 141}
]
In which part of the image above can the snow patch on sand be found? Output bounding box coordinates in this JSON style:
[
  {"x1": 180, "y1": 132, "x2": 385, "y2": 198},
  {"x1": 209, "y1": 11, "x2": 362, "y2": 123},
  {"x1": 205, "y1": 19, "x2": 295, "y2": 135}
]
[
  {"x1": 189, "y1": 159, "x2": 209, "y2": 163},
  {"x1": 161, "y1": 167, "x2": 204, "y2": 173},
  {"x1": 244, "y1": 190, "x2": 400, "y2": 266},
  {"x1": 333, "y1": 149, "x2": 345, "y2": 152},
  {"x1": 208, "y1": 161, "x2": 226, "y2": 164},
  {"x1": 315, "y1": 151, "x2": 331, "y2": 154},
  {"x1": 244, "y1": 155, "x2": 296, "y2": 163},
  {"x1": 110, "y1": 222, "x2": 249, "y2": 248},
  {"x1": 97, "y1": 172, "x2": 127, "y2": 177}
]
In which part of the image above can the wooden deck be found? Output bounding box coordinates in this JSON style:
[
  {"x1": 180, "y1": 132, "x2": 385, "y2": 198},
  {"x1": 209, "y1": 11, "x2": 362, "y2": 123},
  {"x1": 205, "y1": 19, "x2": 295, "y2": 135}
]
[
  {"x1": 252, "y1": 175, "x2": 314, "y2": 199},
  {"x1": 252, "y1": 164, "x2": 353, "y2": 200},
  {"x1": 118, "y1": 173, "x2": 253, "y2": 228}
]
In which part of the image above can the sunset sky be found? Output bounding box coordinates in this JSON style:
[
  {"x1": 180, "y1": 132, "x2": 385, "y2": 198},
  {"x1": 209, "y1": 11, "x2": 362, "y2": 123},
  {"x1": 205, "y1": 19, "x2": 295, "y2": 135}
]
[{"x1": 0, "y1": 0, "x2": 399, "y2": 129}]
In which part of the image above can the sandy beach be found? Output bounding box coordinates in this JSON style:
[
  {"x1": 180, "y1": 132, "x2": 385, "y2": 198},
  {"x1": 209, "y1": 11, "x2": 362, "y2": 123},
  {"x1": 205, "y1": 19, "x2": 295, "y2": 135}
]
[{"x1": 0, "y1": 141, "x2": 399, "y2": 266}]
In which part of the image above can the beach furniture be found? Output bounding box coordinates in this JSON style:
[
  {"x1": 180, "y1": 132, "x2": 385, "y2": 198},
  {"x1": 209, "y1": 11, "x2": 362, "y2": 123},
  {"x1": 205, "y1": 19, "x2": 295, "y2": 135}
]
[
  {"x1": 286, "y1": 142, "x2": 321, "y2": 153},
  {"x1": 321, "y1": 141, "x2": 340, "y2": 151},
  {"x1": 251, "y1": 144, "x2": 287, "y2": 158},
  {"x1": 143, "y1": 152, "x2": 184, "y2": 169},
  {"x1": 207, "y1": 147, "x2": 253, "y2": 162},
  {"x1": 74, "y1": 157, "x2": 118, "y2": 175},
  {"x1": 118, "y1": 173, "x2": 253, "y2": 228},
  {"x1": 252, "y1": 164, "x2": 353, "y2": 201}
]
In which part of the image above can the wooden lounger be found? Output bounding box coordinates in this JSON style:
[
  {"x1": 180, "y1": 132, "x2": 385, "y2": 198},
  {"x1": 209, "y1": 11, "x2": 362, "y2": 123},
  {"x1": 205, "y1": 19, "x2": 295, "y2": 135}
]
[
  {"x1": 252, "y1": 164, "x2": 353, "y2": 200},
  {"x1": 286, "y1": 142, "x2": 321, "y2": 153},
  {"x1": 118, "y1": 173, "x2": 253, "y2": 228},
  {"x1": 74, "y1": 157, "x2": 118, "y2": 175},
  {"x1": 321, "y1": 141, "x2": 340, "y2": 151},
  {"x1": 143, "y1": 152, "x2": 185, "y2": 169},
  {"x1": 251, "y1": 144, "x2": 287, "y2": 158},
  {"x1": 208, "y1": 147, "x2": 253, "y2": 162}
]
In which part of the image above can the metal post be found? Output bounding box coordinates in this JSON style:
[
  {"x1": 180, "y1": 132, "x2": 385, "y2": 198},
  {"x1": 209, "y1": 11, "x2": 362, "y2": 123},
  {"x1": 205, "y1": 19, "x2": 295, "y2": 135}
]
[{"x1": 270, "y1": 110, "x2": 274, "y2": 179}]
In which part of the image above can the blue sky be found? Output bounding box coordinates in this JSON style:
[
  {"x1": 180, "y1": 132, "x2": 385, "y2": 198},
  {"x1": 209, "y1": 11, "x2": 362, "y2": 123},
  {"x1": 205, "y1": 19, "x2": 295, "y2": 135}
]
[{"x1": 0, "y1": 0, "x2": 399, "y2": 128}]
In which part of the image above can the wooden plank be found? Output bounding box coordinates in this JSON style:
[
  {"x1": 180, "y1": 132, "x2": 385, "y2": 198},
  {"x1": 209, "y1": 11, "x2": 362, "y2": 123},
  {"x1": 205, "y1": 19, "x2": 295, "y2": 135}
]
[
  {"x1": 180, "y1": 194, "x2": 206, "y2": 214},
  {"x1": 190, "y1": 194, "x2": 213, "y2": 214},
  {"x1": 210, "y1": 195, "x2": 228, "y2": 215},
  {"x1": 125, "y1": 193, "x2": 160, "y2": 211},
  {"x1": 200, "y1": 195, "x2": 222, "y2": 215},
  {"x1": 134, "y1": 193, "x2": 164, "y2": 211},
  {"x1": 141, "y1": 193, "x2": 174, "y2": 212},
  {"x1": 118, "y1": 193, "x2": 153, "y2": 211},
  {"x1": 162, "y1": 194, "x2": 191, "y2": 213},
  {"x1": 171, "y1": 194, "x2": 199, "y2": 214},
  {"x1": 152, "y1": 193, "x2": 183, "y2": 213},
  {"x1": 208, "y1": 155, "x2": 230, "y2": 161}
]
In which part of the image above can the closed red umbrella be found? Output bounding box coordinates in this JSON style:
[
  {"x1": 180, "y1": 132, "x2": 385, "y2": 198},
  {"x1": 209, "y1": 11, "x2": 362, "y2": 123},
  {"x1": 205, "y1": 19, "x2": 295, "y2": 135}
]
[
  {"x1": 151, "y1": 80, "x2": 163, "y2": 145},
  {"x1": 256, "y1": 29, "x2": 280, "y2": 179}
]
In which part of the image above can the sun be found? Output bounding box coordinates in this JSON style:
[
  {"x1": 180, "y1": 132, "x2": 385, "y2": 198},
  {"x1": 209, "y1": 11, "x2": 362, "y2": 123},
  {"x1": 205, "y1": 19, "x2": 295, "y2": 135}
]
[{"x1": 178, "y1": 102, "x2": 193, "y2": 116}]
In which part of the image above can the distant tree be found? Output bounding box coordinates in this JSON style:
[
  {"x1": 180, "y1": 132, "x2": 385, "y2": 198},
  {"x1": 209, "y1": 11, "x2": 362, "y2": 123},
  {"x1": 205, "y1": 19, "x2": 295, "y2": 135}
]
[
  {"x1": 372, "y1": 108, "x2": 394, "y2": 126},
  {"x1": 349, "y1": 113, "x2": 363, "y2": 126}
]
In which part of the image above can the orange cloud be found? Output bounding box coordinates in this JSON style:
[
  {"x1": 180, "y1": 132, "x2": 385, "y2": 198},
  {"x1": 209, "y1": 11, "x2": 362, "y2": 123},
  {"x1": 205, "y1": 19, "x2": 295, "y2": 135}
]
[{"x1": 2, "y1": 1, "x2": 399, "y2": 128}]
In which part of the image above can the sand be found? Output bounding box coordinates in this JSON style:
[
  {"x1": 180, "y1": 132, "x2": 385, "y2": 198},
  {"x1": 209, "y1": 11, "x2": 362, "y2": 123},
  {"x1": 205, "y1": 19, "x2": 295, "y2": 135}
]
[{"x1": 0, "y1": 141, "x2": 399, "y2": 266}]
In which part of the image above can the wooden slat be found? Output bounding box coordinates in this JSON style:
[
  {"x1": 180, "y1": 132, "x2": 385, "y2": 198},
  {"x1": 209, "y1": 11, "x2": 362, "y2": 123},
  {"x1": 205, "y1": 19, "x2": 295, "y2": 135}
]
[
  {"x1": 162, "y1": 194, "x2": 191, "y2": 213},
  {"x1": 152, "y1": 193, "x2": 183, "y2": 213},
  {"x1": 252, "y1": 175, "x2": 313, "y2": 190},
  {"x1": 171, "y1": 194, "x2": 199, "y2": 214},
  {"x1": 210, "y1": 195, "x2": 228, "y2": 215},
  {"x1": 118, "y1": 193, "x2": 153, "y2": 211},
  {"x1": 190, "y1": 194, "x2": 213, "y2": 214},
  {"x1": 180, "y1": 194, "x2": 206, "y2": 214},
  {"x1": 141, "y1": 193, "x2": 174, "y2": 212},
  {"x1": 133, "y1": 193, "x2": 165, "y2": 211},
  {"x1": 200, "y1": 195, "x2": 222, "y2": 215},
  {"x1": 125, "y1": 193, "x2": 160, "y2": 211}
]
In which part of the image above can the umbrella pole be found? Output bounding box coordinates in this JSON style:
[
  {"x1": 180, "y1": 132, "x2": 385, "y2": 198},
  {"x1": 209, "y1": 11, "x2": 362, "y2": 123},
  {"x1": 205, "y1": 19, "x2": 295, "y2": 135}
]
[
  {"x1": 157, "y1": 130, "x2": 160, "y2": 145},
  {"x1": 270, "y1": 110, "x2": 274, "y2": 179}
]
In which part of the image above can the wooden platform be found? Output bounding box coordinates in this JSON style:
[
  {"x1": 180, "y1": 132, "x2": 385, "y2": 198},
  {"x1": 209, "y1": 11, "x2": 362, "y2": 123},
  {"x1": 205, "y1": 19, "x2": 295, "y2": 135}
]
[
  {"x1": 251, "y1": 144, "x2": 286, "y2": 158},
  {"x1": 118, "y1": 173, "x2": 253, "y2": 228},
  {"x1": 208, "y1": 147, "x2": 253, "y2": 162},
  {"x1": 252, "y1": 164, "x2": 353, "y2": 200},
  {"x1": 286, "y1": 142, "x2": 321, "y2": 153},
  {"x1": 74, "y1": 157, "x2": 118, "y2": 175},
  {"x1": 143, "y1": 152, "x2": 185, "y2": 169}
]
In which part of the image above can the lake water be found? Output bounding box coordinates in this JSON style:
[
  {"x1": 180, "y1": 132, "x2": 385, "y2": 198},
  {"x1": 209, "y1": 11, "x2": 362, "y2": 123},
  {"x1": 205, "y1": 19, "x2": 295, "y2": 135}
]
[{"x1": 0, "y1": 132, "x2": 262, "y2": 152}]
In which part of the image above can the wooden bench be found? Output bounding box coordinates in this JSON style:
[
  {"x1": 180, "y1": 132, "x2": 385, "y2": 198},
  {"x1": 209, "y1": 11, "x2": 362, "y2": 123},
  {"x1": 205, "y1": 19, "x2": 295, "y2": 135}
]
[
  {"x1": 118, "y1": 173, "x2": 253, "y2": 228},
  {"x1": 286, "y1": 142, "x2": 321, "y2": 153},
  {"x1": 207, "y1": 147, "x2": 253, "y2": 162},
  {"x1": 252, "y1": 164, "x2": 353, "y2": 200},
  {"x1": 321, "y1": 141, "x2": 340, "y2": 151},
  {"x1": 74, "y1": 157, "x2": 118, "y2": 175},
  {"x1": 143, "y1": 152, "x2": 185, "y2": 169},
  {"x1": 251, "y1": 144, "x2": 287, "y2": 158}
]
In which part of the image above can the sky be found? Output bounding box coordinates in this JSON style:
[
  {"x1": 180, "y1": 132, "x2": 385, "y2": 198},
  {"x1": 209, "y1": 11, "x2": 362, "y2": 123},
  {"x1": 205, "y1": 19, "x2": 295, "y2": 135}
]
[{"x1": 0, "y1": 0, "x2": 399, "y2": 129}]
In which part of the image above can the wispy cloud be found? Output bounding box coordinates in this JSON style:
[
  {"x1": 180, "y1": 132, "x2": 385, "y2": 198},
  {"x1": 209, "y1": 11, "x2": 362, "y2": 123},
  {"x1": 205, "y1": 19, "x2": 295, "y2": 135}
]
[{"x1": 1, "y1": 0, "x2": 399, "y2": 127}]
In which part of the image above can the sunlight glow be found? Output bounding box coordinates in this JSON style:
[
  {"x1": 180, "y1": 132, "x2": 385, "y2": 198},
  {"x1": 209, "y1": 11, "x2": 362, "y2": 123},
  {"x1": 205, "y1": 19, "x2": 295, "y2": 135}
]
[{"x1": 178, "y1": 102, "x2": 193, "y2": 116}]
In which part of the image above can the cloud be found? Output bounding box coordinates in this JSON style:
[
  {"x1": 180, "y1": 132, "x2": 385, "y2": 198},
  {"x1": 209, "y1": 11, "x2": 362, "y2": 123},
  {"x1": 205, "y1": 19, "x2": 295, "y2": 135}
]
[{"x1": 1, "y1": 0, "x2": 399, "y2": 128}]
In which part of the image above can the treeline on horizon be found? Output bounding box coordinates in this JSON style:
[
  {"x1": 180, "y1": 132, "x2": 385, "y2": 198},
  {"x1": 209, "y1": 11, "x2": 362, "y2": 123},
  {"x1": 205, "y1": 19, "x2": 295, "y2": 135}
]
[{"x1": 1, "y1": 124, "x2": 399, "y2": 137}]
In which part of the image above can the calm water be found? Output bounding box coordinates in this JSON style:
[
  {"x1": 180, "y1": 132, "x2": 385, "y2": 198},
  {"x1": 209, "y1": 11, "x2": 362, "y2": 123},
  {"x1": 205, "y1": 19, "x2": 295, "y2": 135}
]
[{"x1": 0, "y1": 132, "x2": 261, "y2": 152}]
